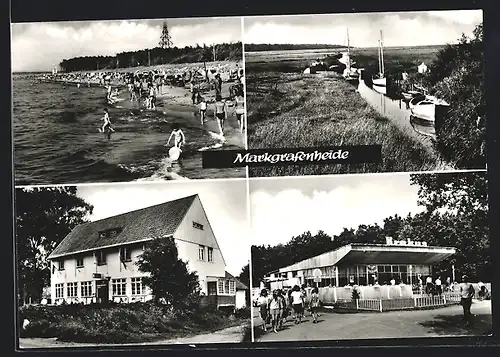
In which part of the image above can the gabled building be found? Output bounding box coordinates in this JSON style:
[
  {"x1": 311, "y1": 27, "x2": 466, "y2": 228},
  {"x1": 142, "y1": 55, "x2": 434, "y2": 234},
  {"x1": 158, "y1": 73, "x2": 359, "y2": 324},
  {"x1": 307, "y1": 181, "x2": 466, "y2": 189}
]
[{"x1": 47, "y1": 194, "x2": 242, "y2": 308}]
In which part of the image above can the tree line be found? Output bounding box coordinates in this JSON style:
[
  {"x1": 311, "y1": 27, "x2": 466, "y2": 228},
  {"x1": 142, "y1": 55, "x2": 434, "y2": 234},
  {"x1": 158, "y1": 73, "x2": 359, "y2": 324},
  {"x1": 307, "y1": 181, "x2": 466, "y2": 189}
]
[
  {"x1": 250, "y1": 171, "x2": 490, "y2": 286},
  {"x1": 244, "y1": 43, "x2": 344, "y2": 52},
  {"x1": 59, "y1": 42, "x2": 243, "y2": 72}
]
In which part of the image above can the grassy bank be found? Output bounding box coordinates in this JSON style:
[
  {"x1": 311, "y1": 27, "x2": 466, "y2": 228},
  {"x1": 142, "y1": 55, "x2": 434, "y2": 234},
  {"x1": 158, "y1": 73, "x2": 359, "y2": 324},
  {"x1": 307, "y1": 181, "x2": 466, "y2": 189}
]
[
  {"x1": 20, "y1": 303, "x2": 250, "y2": 344},
  {"x1": 246, "y1": 71, "x2": 446, "y2": 177}
]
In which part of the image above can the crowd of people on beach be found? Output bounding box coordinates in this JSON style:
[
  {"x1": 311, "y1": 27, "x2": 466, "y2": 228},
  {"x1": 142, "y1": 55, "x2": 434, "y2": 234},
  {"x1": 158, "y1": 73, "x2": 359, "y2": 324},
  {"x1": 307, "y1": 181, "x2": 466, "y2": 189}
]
[
  {"x1": 257, "y1": 285, "x2": 322, "y2": 334},
  {"x1": 41, "y1": 64, "x2": 245, "y2": 153}
]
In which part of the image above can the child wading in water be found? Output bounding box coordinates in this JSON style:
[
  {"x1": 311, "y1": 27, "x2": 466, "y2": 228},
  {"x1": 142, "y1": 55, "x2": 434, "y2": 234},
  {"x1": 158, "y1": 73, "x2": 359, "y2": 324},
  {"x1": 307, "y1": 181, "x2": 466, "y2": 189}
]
[
  {"x1": 166, "y1": 123, "x2": 186, "y2": 150},
  {"x1": 234, "y1": 91, "x2": 245, "y2": 133},
  {"x1": 199, "y1": 97, "x2": 207, "y2": 125},
  {"x1": 100, "y1": 108, "x2": 115, "y2": 134},
  {"x1": 258, "y1": 289, "x2": 270, "y2": 332},
  {"x1": 309, "y1": 287, "x2": 321, "y2": 324},
  {"x1": 213, "y1": 95, "x2": 228, "y2": 136}
]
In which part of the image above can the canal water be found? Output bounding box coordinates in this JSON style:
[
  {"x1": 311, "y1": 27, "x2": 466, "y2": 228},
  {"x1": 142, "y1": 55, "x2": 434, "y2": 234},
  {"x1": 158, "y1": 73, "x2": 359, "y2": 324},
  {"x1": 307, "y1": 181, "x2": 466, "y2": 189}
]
[{"x1": 356, "y1": 78, "x2": 436, "y2": 152}]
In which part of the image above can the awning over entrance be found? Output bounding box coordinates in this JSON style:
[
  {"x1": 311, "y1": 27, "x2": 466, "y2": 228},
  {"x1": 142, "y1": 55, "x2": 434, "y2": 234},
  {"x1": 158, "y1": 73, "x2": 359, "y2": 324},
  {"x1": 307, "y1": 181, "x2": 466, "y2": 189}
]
[
  {"x1": 338, "y1": 244, "x2": 455, "y2": 265},
  {"x1": 273, "y1": 243, "x2": 456, "y2": 274}
]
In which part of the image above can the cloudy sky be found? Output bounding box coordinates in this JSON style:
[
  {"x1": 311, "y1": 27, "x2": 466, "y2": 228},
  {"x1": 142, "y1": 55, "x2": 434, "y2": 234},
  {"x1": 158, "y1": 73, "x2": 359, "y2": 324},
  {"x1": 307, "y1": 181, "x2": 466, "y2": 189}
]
[
  {"x1": 244, "y1": 10, "x2": 483, "y2": 47},
  {"x1": 11, "y1": 17, "x2": 242, "y2": 72},
  {"x1": 76, "y1": 179, "x2": 249, "y2": 277},
  {"x1": 249, "y1": 173, "x2": 426, "y2": 247}
]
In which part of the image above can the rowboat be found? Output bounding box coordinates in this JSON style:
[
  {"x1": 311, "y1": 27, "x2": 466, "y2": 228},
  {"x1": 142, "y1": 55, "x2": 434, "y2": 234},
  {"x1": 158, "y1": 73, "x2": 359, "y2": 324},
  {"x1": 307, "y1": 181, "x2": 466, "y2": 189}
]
[
  {"x1": 402, "y1": 90, "x2": 423, "y2": 101},
  {"x1": 409, "y1": 94, "x2": 426, "y2": 110},
  {"x1": 410, "y1": 98, "x2": 450, "y2": 123}
]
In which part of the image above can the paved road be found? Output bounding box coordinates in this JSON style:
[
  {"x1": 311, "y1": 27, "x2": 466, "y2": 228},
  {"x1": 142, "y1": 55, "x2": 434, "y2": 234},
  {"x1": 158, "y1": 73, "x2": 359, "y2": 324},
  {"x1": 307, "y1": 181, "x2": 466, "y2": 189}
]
[
  {"x1": 19, "y1": 323, "x2": 249, "y2": 349},
  {"x1": 253, "y1": 300, "x2": 492, "y2": 342}
]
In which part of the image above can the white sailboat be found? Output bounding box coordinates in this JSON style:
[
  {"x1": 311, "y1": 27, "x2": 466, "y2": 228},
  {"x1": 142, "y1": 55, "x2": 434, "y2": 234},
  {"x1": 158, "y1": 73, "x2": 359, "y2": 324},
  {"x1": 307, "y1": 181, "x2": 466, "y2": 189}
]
[
  {"x1": 343, "y1": 28, "x2": 359, "y2": 83},
  {"x1": 372, "y1": 30, "x2": 387, "y2": 94}
]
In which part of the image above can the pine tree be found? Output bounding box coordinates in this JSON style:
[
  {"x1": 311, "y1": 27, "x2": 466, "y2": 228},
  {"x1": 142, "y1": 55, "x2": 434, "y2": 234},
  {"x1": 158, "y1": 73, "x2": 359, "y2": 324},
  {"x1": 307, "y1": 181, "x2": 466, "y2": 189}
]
[{"x1": 159, "y1": 21, "x2": 173, "y2": 49}]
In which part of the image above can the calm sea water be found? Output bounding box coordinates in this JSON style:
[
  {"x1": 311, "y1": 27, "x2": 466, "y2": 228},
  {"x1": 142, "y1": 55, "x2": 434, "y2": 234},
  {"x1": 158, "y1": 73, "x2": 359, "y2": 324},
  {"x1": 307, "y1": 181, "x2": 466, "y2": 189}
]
[
  {"x1": 356, "y1": 79, "x2": 436, "y2": 152},
  {"x1": 13, "y1": 75, "x2": 245, "y2": 185}
]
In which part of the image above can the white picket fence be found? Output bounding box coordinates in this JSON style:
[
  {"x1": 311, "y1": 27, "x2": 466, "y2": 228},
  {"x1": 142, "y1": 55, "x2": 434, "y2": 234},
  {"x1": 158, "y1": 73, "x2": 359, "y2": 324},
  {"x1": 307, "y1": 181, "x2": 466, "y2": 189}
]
[{"x1": 335, "y1": 292, "x2": 463, "y2": 312}]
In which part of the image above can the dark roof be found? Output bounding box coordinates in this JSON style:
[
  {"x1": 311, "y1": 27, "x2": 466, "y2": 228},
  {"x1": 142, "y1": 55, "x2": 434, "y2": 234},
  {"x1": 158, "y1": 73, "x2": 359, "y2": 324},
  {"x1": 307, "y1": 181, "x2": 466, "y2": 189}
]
[
  {"x1": 225, "y1": 271, "x2": 248, "y2": 290},
  {"x1": 48, "y1": 195, "x2": 197, "y2": 259}
]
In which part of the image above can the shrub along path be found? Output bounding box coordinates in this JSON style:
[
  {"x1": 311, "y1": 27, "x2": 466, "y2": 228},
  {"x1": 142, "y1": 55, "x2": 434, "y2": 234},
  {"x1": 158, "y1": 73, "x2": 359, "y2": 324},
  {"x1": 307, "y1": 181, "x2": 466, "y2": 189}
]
[{"x1": 19, "y1": 320, "x2": 250, "y2": 349}]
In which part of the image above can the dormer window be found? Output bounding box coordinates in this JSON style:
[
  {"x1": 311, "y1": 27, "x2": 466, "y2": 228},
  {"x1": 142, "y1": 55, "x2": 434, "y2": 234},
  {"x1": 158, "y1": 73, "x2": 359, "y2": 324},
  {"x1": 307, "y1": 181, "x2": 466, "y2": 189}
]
[
  {"x1": 193, "y1": 222, "x2": 204, "y2": 230},
  {"x1": 98, "y1": 228, "x2": 122, "y2": 239}
]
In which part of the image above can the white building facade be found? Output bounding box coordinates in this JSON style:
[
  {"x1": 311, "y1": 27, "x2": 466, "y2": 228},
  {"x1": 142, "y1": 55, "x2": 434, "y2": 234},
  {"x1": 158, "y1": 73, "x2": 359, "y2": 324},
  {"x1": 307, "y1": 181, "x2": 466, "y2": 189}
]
[{"x1": 48, "y1": 195, "x2": 245, "y2": 308}]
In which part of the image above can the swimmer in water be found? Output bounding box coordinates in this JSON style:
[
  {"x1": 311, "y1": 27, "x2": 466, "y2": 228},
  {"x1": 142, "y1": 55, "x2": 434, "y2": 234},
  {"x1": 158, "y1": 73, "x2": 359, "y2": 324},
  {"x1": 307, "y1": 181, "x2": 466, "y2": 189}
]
[
  {"x1": 101, "y1": 108, "x2": 115, "y2": 134},
  {"x1": 109, "y1": 88, "x2": 119, "y2": 103},
  {"x1": 166, "y1": 123, "x2": 186, "y2": 150}
]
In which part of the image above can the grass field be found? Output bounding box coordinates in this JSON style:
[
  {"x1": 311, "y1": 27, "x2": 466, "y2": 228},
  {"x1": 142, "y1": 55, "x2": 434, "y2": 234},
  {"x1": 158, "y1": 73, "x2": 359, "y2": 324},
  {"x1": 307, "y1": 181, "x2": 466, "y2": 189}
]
[
  {"x1": 245, "y1": 45, "x2": 443, "y2": 74},
  {"x1": 245, "y1": 46, "x2": 448, "y2": 177}
]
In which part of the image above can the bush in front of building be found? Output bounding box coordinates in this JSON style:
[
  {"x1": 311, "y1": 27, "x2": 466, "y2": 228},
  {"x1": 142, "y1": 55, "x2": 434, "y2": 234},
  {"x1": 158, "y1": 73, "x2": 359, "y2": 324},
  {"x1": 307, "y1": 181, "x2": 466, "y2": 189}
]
[
  {"x1": 136, "y1": 236, "x2": 202, "y2": 309},
  {"x1": 234, "y1": 306, "x2": 251, "y2": 319},
  {"x1": 19, "y1": 301, "x2": 247, "y2": 343}
]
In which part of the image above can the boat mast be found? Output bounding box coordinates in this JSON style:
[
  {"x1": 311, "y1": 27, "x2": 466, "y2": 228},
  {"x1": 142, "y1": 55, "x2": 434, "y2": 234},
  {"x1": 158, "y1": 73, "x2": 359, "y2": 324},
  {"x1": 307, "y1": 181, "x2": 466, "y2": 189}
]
[
  {"x1": 380, "y1": 30, "x2": 385, "y2": 77},
  {"x1": 377, "y1": 39, "x2": 381, "y2": 76},
  {"x1": 347, "y1": 28, "x2": 350, "y2": 69}
]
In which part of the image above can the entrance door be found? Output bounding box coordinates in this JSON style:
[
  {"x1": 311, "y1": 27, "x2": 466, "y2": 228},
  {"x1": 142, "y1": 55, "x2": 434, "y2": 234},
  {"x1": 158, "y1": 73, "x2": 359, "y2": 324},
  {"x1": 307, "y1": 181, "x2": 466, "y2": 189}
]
[
  {"x1": 97, "y1": 280, "x2": 109, "y2": 303},
  {"x1": 207, "y1": 282, "x2": 217, "y2": 296}
]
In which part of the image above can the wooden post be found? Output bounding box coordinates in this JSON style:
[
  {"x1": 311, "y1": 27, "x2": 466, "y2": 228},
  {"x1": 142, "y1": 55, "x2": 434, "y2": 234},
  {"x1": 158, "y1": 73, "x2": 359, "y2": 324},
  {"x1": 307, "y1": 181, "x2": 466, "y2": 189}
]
[{"x1": 379, "y1": 299, "x2": 383, "y2": 312}]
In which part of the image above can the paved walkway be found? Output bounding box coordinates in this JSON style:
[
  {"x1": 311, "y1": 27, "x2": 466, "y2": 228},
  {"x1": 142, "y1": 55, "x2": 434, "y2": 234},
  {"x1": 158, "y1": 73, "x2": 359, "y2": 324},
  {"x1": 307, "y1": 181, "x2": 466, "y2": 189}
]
[
  {"x1": 253, "y1": 300, "x2": 492, "y2": 342},
  {"x1": 19, "y1": 323, "x2": 249, "y2": 349}
]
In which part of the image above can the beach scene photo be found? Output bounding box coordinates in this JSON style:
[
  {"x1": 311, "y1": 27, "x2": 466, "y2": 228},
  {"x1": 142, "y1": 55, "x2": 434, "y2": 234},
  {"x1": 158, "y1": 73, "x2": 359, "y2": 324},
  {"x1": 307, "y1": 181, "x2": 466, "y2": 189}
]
[
  {"x1": 244, "y1": 10, "x2": 485, "y2": 178},
  {"x1": 12, "y1": 17, "x2": 246, "y2": 185}
]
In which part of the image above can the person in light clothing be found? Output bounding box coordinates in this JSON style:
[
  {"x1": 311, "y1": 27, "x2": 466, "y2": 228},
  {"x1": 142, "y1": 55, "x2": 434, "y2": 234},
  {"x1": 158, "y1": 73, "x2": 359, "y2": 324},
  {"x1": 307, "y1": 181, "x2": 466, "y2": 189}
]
[
  {"x1": 309, "y1": 287, "x2": 321, "y2": 324},
  {"x1": 426, "y1": 276, "x2": 433, "y2": 295},
  {"x1": 459, "y1": 275, "x2": 475, "y2": 325},
  {"x1": 291, "y1": 285, "x2": 305, "y2": 324},
  {"x1": 258, "y1": 289, "x2": 270, "y2": 332},
  {"x1": 199, "y1": 97, "x2": 207, "y2": 125},
  {"x1": 435, "y1": 276, "x2": 442, "y2": 295},
  {"x1": 268, "y1": 290, "x2": 284, "y2": 333},
  {"x1": 234, "y1": 92, "x2": 245, "y2": 133}
]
